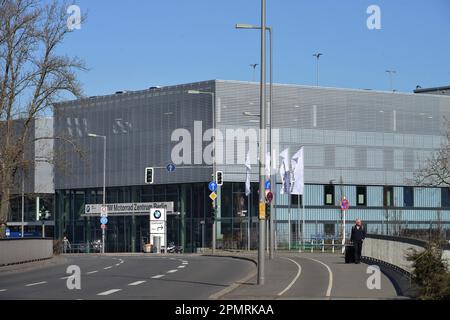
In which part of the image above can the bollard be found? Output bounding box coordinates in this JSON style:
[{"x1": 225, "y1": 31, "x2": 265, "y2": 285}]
[
  {"x1": 332, "y1": 239, "x2": 335, "y2": 253},
  {"x1": 322, "y1": 239, "x2": 325, "y2": 253},
  {"x1": 311, "y1": 240, "x2": 314, "y2": 253}
]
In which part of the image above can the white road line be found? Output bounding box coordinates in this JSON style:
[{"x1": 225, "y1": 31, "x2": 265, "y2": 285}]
[
  {"x1": 278, "y1": 258, "x2": 302, "y2": 296},
  {"x1": 97, "y1": 289, "x2": 122, "y2": 296},
  {"x1": 25, "y1": 281, "x2": 47, "y2": 287},
  {"x1": 87, "y1": 271, "x2": 98, "y2": 275},
  {"x1": 177, "y1": 266, "x2": 185, "y2": 269},
  {"x1": 167, "y1": 269, "x2": 178, "y2": 273},
  {"x1": 151, "y1": 275, "x2": 165, "y2": 279},
  {"x1": 115, "y1": 264, "x2": 120, "y2": 266},
  {"x1": 304, "y1": 257, "x2": 333, "y2": 297},
  {"x1": 0, "y1": 289, "x2": 7, "y2": 292},
  {"x1": 128, "y1": 281, "x2": 146, "y2": 286},
  {"x1": 104, "y1": 266, "x2": 112, "y2": 270},
  {"x1": 60, "y1": 276, "x2": 70, "y2": 280},
  {"x1": 182, "y1": 262, "x2": 188, "y2": 265}
]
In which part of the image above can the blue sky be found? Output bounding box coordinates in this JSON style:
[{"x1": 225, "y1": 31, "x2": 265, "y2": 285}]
[{"x1": 60, "y1": 0, "x2": 450, "y2": 97}]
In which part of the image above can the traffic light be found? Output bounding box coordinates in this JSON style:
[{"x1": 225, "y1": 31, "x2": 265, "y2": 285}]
[
  {"x1": 216, "y1": 171, "x2": 223, "y2": 186},
  {"x1": 145, "y1": 167, "x2": 154, "y2": 184}
]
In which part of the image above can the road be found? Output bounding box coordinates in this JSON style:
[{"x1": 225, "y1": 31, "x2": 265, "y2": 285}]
[{"x1": 0, "y1": 254, "x2": 254, "y2": 300}]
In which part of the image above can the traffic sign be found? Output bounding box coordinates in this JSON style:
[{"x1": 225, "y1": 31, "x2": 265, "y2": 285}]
[
  {"x1": 5, "y1": 228, "x2": 10, "y2": 237},
  {"x1": 209, "y1": 192, "x2": 217, "y2": 201},
  {"x1": 101, "y1": 224, "x2": 107, "y2": 230},
  {"x1": 167, "y1": 164, "x2": 176, "y2": 172},
  {"x1": 100, "y1": 217, "x2": 108, "y2": 225},
  {"x1": 266, "y1": 192, "x2": 274, "y2": 203},
  {"x1": 265, "y1": 180, "x2": 271, "y2": 190},
  {"x1": 100, "y1": 206, "x2": 108, "y2": 218},
  {"x1": 209, "y1": 182, "x2": 218, "y2": 192},
  {"x1": 341, "y1": 198, "x2": 349, "y2": 210}
]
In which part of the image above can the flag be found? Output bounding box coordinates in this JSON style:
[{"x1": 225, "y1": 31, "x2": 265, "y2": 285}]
[
  {"x1": 265, "y1": 152, "x2": 271, "y2": 181},
  {"x1": 291, "y1": 147, "x2": 305, "y2": 195},
  {"x1": 245, "y1": 150, "x2": 251, "y2": 197},
  {"x1": 279, "y1": 148, "x2": 290, "y2": 195}
]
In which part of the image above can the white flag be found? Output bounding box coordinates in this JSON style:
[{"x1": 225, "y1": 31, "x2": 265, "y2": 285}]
[
  {"x1": 265, "y1": 152, "x2": 271, "y2": 181},
  {"x1": 279, "y1": 148, "x2": 290, "y2": 195},
  {"x1": 245, "y1": 150, "x2": 251, "y2": 197},
  {"x1": 291, "y1": 147, "x2": 305, "y2": 195}
]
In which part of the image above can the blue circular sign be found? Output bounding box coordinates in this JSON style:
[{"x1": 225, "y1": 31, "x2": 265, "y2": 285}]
[
  {"x1": 153, "y1": 210, "x2": 162, "y2": 220},
  {"x1": 5, "y1": 228, "x2": 10, "y2": 237},
  {"x1": 209, "y1": 182, "x2": 218, "y2": 192},
  {"x1": 100, "y1": 217, "x2": 108, "y2": 225},
  {"x1": 167, "y1": 164, "x2": 176, "y2": 172},
  {"x1": 265, "y1": 180, "x2": 271, "y2": 190}
]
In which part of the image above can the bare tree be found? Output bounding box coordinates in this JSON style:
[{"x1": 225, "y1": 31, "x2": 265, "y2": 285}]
[
  {"x1": 0, "y1": 0, "x2": 86, "y2": 235},
  {"x1": 414, "y1": 129, "x2": 450, "y2": 187}
]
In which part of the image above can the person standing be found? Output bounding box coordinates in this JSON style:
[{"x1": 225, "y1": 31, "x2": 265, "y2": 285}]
[{"x1": 350, "y1": 219, "x2": 366, "y2": 264}]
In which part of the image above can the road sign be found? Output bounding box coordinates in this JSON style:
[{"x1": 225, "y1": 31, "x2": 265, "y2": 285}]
[
  {"x1": 341, "y1": 198, "x2": 349, "y2": 210},
  {"x1": 167, "y1": 164, "x2": 176, "y2": 172},
  {"x1": 100, "y1": 206, "x2": 108, "y2": 218},
  {"x1": 101, "y1": 224, "x2": 107, "y2": 230},
  {"x1": 5, "y1": 228, "x2": 10, "y2": 237},
  {"x1": 266, "y1": 192, "x2": 274, "y2": 203},
  {"x1": 209, "y1": 192, "x2": 217, "y2": 201},
  {"x1": 265, "y1": 180, "x2": 271, "y2": 190},
  {"x1": 100, "y1": 217, "x2": 108, "y2": 225},
  {"x1": 150, "y1": 221, "x2": 165, "y2": 233},
  {"x1": 209, "y1": 182, "x2": 218, "y2": 192}
]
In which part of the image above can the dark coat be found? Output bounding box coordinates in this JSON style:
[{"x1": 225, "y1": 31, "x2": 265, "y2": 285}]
[{"x1": 350, "y1": 225, "x2": 366, "y2": 242}]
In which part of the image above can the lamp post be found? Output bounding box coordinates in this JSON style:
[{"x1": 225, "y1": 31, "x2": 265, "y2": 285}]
[
  {"x1": 236, "y1": 22, "x2": 275, "y2": 261},
  {"x1": 88, "y1": 133, "x2": 106, "y2": 254},
  {"x1": 187, "y1": 90, "x2": 217, "y2": 255},
  {"x1": 313, "y1": 53, "x2": 323, "y2": 87},
  {"x1": 386, "y1": 70, "x2": 396, "y2": 92}
]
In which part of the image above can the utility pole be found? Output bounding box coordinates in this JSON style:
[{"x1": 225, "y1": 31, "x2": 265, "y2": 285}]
[{"x1": 386, "y1": 70, "x2": 396, "y2": 92}]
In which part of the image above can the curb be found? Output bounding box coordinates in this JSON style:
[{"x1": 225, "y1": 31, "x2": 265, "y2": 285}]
[{"x1": 203, "y1": 254, "x2": 257, "y2": 300}]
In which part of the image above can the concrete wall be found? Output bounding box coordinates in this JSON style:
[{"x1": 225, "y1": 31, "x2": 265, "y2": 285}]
[
  {"x1": 0, "y1": 239, "x2": 53, "y2": 266},
  {"x1": 362, "y1": 234, "x2": 450, "y2": 273}
]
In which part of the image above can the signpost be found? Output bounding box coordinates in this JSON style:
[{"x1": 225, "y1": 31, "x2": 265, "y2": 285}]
[
  {"x1": 101, "y1": 206, "x2": 107, "y2": 253},
  {"x1": 341, "y1": 197, "x2": 349, "y2": 253},
  {"x1": 150, "y1": 208, "x2": 167, "y2": 253}
]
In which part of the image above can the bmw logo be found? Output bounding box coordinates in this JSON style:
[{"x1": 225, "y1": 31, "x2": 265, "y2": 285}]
[
  {"x1": 153, "y1": 210, "x2": 162, "y2": 219},
  {"x1": 86, "y1": 206, "x2": 91, "y2": 213}
]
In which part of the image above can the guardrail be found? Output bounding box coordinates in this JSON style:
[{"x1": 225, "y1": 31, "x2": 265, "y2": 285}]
[{"x1": 0, "y1": 238, "x2": 53, "y2": 266}]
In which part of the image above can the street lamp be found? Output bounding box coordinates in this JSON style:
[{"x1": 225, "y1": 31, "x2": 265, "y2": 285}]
[
  {"x1": 187, "y1": 90, "x2": 217, "y2": 255},
  {"x1": 313, "y1": 53, "x2": 323, "y2": 87},
  {"x1": 386, "y1": 70, "x2": 396, "y2": 92},
  {"x1": 88, "y1": 133, "x2": 106, "y2": 254},
  {"x1": 236, "y1": 21, "x2": 275, "y2": 262}
]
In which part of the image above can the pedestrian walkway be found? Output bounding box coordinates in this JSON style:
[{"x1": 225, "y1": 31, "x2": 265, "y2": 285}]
[{"x1": 210, "y1": 251, "x2": 405, "y2": 300}]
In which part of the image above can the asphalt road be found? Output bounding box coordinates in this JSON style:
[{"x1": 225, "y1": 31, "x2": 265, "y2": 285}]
[{"x1": 0, "y1": 254, "x2": 254, "y2": 300}]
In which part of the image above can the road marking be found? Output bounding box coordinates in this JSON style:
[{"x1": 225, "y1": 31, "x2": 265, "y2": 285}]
[
  {"x1": 97, "y1": 289, "x2": 122, "y2": 296},
  {"x1": 177, "y1": 266, "x2": 185, "y2": 269},
  {"x1": 167, "y1": 269, "x2": 178, "y2": 273},
  {"x1": 278, "y1": 258, "x2": 302, "y2": 296},
  {"x1": 104, "y1": 266, "x2": 113, "y2": 270},
  {"x1": 128, "y1": 281, "x2": 146, "y2": 286},
  {"x1": 0, "y1": 289, "x2": 7, "y2": 292},
  {"x1": 182, "y1": 262, "x2": 188, "y2": 265},
  {"x1": 60, "y1": 276, "x2": 70, "y2": 280},
  {"x1": 87, "y1": 271, "x2": 98, "y2": 275},
  {"x1": 152, "y1": 275, "x2": 165, "y2": 279},
  {"x1": 305, "y1": 257, "x2": 333, "y2": 297},
  {"x1": 25, "y1": 281, "x2": 47, "y2": 287},
  {"x1": 115, "y1": 264, "x2": 120, "y2": 266}
]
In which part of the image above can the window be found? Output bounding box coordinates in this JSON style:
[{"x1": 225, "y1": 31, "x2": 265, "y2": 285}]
[
  {"x1": 324, "y1": 224, "x2": 335, "y2": 236},
  {"x1": 383, "y1": 186, "x2": 394, "y2": 207},
  {"x1": 324, "y1": 185, "x2": 335, "y2": 206},
  {"x1": 404, "y1": 187, "x2": 414, "y2": 207},
  {"x1": 290, "y1": 195, "x2": 302, "y2": 206},
  {"x1": 356, "y1": 186, "x2": 367, "y2": 206},
  {"x1": 442, "y1": 188, "x2": 450, "y2": 207}
]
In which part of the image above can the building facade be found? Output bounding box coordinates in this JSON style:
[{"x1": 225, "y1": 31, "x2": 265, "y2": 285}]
[{"x1": 53, "y1": 80, "x2": 450, "y2": 252}]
